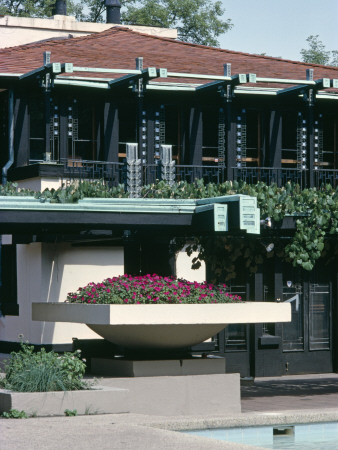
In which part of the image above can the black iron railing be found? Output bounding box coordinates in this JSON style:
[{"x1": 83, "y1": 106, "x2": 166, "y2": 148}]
[
  {"x1": 232, "y1": 167, "x2": 306, "y2": 188},
  {"x1": 54, "y1": 160, "x2": 338, "y2": 189},
  {"x1": 61, "y1": 160, "x2": 224, "y2": 186},
  {"x1": 314, "y1": 169, "x2": 338, "y2": 188},
  {"x1": 176, "y1": 165, "x2": 222, "y2": 184},
  {"x1": 61, "y1": 160, "x2": 125, "y2": 186}
]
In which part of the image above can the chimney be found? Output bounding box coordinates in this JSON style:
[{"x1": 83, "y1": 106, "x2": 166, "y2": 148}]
[
  {"x1": 105, "y1": 0, "x2": 121, "y2": 24},
  {"x1": 53, "y1": 0, "x2": 67, "y2": 15}
]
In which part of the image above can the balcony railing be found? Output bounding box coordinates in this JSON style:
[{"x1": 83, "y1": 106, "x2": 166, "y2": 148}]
[
  {"x1": 61, "y1": 160, "x2": 125, "y2": 186},
  {"x1": 176, "y1": 165, "x2": 222, "y2": 184},
  {"x1": 232, "y1": 167, "x2": 307, "y2": 188},
  {"x1": 314, "y1": 169, "x2": 338, "y2": 188},
  {"x1": 57, "y1": 159, "x2": 338, "y2": 189}
]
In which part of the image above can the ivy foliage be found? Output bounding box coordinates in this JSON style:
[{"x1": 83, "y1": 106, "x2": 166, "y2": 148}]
[{"x1": 1, "y1": 179, "x2": 338, "y2": 273}]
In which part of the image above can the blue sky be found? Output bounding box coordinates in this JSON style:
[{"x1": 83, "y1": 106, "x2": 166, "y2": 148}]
[{"x1": 218, "y1": 0, "x2": 338, "y2": 61}]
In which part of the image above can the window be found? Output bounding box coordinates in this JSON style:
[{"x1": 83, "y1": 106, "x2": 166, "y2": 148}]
[
  {"x1": 164, "y1": 105, "x2": 181, "y2": 163},
  {"x1": 245, "y1": 110, "x2": 261, "y2": 167},
  {"x1": 320, "y1": 114, "x2": 337, "y2": 169},
  {"x1": 281, "y1": 111, "x2": 298, "y2": 167},
  {"x1": 309, "y1": 283, "x2": 330, "y2": 350},
  {"x1": 118, "y1": 102, "x2": 137, "y2": 161},
  {"x1": 202, "y1": 107, "x2": 219, "y2": 165},
  {"x1": 29, "y1": 96, "x2": 45, "y2": 161},
  {"x1": 68, "y1": 99, "x2": 98, "y2": 161},
  {"x1": 235, "y1": 109, "x2": 263, "y2": 168}
]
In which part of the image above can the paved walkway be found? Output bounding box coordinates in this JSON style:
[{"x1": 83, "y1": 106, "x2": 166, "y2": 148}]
[
  {"x1": 2, "y1": 373, "x2": 338, "y2": 449},
  {"x1": 241, "y1": 373, "x2": 338, "y2": 412}
]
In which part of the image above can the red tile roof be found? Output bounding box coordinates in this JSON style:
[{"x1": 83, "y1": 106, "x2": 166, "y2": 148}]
[{"x1": 0, "y1": 27, "x2": 337, "y2": 88}]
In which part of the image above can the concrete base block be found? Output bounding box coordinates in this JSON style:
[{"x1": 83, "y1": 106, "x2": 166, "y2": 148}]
[
  {"x1": 100, "y1": 373, "x2": 241, "y2": 416},
  {"x1": 0, "y1": 386, "x2": 129, "y2": 417},
  {"x1": 91, "y1": 356, "x2": 226, "y2": 377}
]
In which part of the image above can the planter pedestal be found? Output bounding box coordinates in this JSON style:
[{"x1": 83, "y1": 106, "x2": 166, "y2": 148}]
[
  {"x1": 99, "y1": 373, "x2": 241, "y2": 416},
  {"x1": 91, "y1": 355, "x2": 226, "y2": 377}
]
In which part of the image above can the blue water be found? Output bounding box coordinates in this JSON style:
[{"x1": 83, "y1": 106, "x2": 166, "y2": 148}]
[{"x1": 185, "y1": 422, "x2": 338, "y2": 449}]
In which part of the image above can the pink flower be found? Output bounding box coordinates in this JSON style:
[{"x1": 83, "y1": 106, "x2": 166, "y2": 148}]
[{"x1": 69, "y1": 274, "x2": 242, "y2": 305}]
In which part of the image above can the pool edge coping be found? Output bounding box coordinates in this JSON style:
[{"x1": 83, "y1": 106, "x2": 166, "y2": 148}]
[{"x1": 138, "y1": 409, "x2": 338, "y2": 431}]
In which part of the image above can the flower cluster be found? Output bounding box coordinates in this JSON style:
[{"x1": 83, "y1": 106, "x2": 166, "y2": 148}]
[{"x1": 66, "y1": 274, "x2": 242, "y2": 305}]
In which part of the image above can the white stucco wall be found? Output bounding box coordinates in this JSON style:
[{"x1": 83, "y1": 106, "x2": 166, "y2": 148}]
[
  {"x1": 0, "y1": 15, "x2": 177, "y2": 49},
  {"x1": 16, "y1": 177, "x2": 63, "y2": 191},
  {"x1": 0, "y1": 243, "x2": 124, "y2": 345},
  {"x1": 175, "y1": 246, "x2": 206, "y2": 283}
]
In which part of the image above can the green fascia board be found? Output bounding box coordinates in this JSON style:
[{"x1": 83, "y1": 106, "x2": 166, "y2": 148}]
[
  {"x1": 0, "y1": 196, "x2": 38, "y2": 202},
  {"x1": 19, "y1": 64, "x2": 51, "y2": 80},
  {"x1": 196, "y1": 194, "x2": 257, "y2": 206},
  {"x1": 79, "y1": 198, "x2": 198, "y2": 206},
  {"x1": 0, "y1": 195, "x2": 260, "y2": 234},
  {"x1": 0, "y1": 199, "x2": 196, "y2": 214}
]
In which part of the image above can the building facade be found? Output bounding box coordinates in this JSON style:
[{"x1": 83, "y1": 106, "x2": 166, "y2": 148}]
[{"x1": 0, "y1": 25, "x2": 337, "y2": 377}]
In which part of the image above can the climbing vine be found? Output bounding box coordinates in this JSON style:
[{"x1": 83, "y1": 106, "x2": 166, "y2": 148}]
[{"x1": 1, "y1": 179, "x2": 338, "y2": 275}]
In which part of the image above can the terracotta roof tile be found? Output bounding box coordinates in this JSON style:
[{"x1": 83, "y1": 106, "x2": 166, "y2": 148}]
[{"x1": 0, "y1": 27, "x2": 337, "y2": 87}]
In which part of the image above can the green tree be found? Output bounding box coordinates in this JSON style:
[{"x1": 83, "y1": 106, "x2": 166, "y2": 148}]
[
  {"x1": 0, "y1": 0, "x2": 54, "y2": 17},
  {"x1": 1, "y1": 0, "x2": 232, "y2": 47},
  {"x1": 121, "y1": 0, "x2": 232, "y2": 47},
  {"x1": 300, "y1": 35, "x2": 338, "y2": 66},
  {"x1": 0, "y1": 0, "x2": 83, "y2": 18}
]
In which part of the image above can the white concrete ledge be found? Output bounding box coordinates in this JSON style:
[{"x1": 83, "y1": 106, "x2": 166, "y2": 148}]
[
  {"x1": 0, "y1": 386, "x2": 129, "y2": 417},
  {"x1": 32, "y1": 302, "x2": 291, "y2": 349},
  {"x1": 32, "y1": 302, "x2": 291, "y2": 325}
]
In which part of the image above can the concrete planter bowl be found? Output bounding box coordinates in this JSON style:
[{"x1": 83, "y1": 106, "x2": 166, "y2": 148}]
[{"x1": 32, "y1": 302, "x2": 291, "y2": 350}]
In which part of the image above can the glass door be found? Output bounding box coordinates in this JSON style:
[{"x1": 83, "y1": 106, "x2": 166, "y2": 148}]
[
  {"x1": 282, "y1": 283, "x2": 304, "y2": 351},
  {"x1": 280, "y1": 281, "x2": 332, "y2": 375}
]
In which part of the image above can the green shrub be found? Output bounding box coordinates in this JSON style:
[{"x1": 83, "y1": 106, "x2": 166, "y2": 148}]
[
  {"x1": 0, "y1": 344, "x2": 88, "y2": 392},
  {"x1": 64, "y1": 409, "x2": 77, "y2": 416},
  {"x1": 1, "y1": 409, "x2": 27, "y2": 419}
]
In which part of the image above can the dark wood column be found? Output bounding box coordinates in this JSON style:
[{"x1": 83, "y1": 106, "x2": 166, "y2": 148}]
[
  {"x1": 13, "y1": 91, "x2": 29, "y2": 168},
  {"x1": 268, "y1": 110, "x2": 282, "y2": 185},
  {"x1": 102, "y1": 101, "x2": 119, "y2": 162},
  {"x1": 189, "y1": 105, "x2": 203, "y2": 165},
  {"x1": 179, "y1": 107, "x2": 188, "y2": 164},
  {"x1": 268, "y1": 110, "x2": 282, "y2": 166}
]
